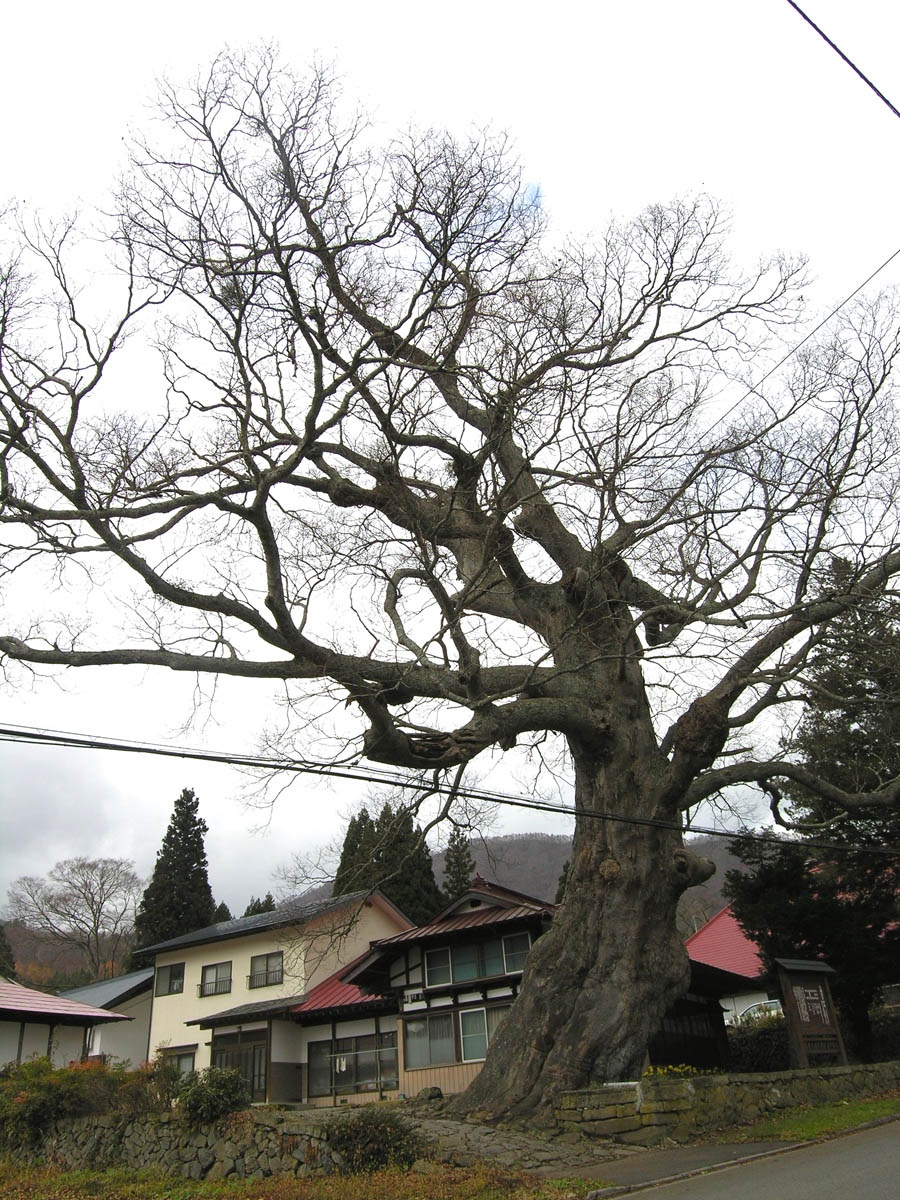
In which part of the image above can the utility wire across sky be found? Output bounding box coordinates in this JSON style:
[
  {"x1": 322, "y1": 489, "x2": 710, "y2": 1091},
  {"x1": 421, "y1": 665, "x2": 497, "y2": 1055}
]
[{"x1": 1, "y1": 721, "x2": 896, "y2": 859}]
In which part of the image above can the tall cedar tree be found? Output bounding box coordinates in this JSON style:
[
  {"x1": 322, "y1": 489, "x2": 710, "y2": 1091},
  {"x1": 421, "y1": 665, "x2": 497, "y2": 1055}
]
[
  {"x1": 133, "y1": 789, "x2": 216, "y2": 953},
  {"x1": 212, "y1": 902, "x2": 233, "y2": 922},
  {"x1": 5, "y1": 54, "x2": 900, "y2": 1115},
  {"x1": 0, "y1": 924, "x2": 15, "y2": 979},
  {"x1": 333, "y1": 811, "x2": 377, "y2": 896},
  {"x1": 726, "y1": 566, "x2": 900, "y2": 1058},
  {"x1": 442, "y1": 827, "x2": 476, "y2": 902},
  {"x1": 333, "y1": 804, "x2": 443, "y2": 924},
  {"x1": 243, "y1": 893, "x2": 277, "y2": 916}
]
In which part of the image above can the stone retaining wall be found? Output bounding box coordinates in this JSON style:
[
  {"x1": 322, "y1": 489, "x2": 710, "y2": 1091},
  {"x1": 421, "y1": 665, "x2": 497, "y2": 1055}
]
[
  {"x1": 554, "y1": 1060, "x2": 900, "y2": 1145},
  {"x1": 42, "y1": 1108, "x2": 345, "y2": 1180}
]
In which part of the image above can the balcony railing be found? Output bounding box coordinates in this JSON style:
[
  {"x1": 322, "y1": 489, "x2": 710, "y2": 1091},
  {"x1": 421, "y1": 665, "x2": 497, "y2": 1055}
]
[
  {"x1": 198, "y1": 977, "x2": 232, "y2": 997},
  {"x1": 247, "y1": 969, "x2": 284, "y2": 989}
]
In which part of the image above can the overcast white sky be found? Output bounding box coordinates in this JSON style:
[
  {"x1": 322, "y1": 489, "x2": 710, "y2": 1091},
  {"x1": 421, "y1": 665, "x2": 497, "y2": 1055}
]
[{"x1": 2, "y1": 0, "x2": 899, "y2": 913}]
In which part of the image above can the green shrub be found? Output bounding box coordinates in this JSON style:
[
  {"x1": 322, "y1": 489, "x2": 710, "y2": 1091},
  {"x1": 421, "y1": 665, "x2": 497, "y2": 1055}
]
[
  {"x1": 0, "y1": 1055, "x2": 184, "y2": 1153},
  {"x1": 326, "y1": 1105, "x2": 424, "y2": 1174},
  {"x1": 726, "y1": 1017, "x2": 789, "y2": 1072},
  {"x1": 0, "y1": 1058, "x2": 120, "y2": 1152},
  {"x1": 175, "y1": 1067, "x2": 250, "y2": 1127},
  {"x1": 114, "y1": 1056, "x2": 181, "y2": 1114}
]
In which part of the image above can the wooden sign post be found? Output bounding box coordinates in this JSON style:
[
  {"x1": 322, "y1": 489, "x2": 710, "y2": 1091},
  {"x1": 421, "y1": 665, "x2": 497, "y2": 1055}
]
[{"x1": 774, "y1": 958, "x2": 847, "y2": 1069}]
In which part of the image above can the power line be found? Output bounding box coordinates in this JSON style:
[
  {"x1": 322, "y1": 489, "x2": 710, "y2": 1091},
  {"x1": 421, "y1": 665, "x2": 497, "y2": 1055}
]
[
  {"x1": 701, "y1": 243, "x2": 900, "y2": 435},
  {"x1": 694, "y1": 2, "x2": 900, "y2": 435},
  {"x1": 785, "y1": 0, "x2": 900, "y2": 122},
  {"x1": 1, "y1": 720, "x2": 896, "y2": 858}
]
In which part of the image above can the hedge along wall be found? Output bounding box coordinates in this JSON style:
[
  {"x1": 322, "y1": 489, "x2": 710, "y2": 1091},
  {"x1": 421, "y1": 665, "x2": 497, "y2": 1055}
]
[
  {"x1": 40, "y1": 1109, "x2": 352, "y2": 1181},
  {"x1": 554, "y1": 1061, "x2": 900, "y2": 1146}
]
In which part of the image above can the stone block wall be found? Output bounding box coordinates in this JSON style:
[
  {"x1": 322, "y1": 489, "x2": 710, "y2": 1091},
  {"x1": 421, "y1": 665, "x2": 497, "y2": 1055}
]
[
  {"x1": 41, "y1": 1108, "x2": 349, "y2": 1180},
  {"x1": 554, "y1": 1060, "x2": 900, "y2": 1145}
]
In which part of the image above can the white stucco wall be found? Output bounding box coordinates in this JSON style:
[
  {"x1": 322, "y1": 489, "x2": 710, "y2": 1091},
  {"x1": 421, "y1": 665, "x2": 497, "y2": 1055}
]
[
  {"x1": 87, "y1": 992, "x2": 150, "y2": 1065},
  {"x1": 0, "y1": 1020, "x2": 88, "y2": 1066}
]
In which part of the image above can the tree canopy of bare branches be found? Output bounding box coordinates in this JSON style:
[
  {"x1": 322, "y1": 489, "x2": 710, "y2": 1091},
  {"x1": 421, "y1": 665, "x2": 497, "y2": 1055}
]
[
  {"x1": 2, "y1": 52, "x2": 900, "y2": 1113},
  {"x1": 6, "y1": 857, "x2": 141, "y2": 980}
]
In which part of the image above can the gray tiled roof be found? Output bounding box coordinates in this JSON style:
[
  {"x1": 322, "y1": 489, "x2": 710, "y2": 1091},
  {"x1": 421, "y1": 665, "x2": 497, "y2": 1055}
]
[
  {"x1": 60, "y1": 968, "x2": 154, "y2": 1009},
  {"x1": 138, "y1": 891, "x2": 371, "y2": 956}
]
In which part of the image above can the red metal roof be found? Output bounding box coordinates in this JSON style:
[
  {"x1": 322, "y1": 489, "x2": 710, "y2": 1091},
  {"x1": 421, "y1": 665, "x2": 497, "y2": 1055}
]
[
  {"x1": 292, "y1": 954, "x2": 388, "y2": 1014},
  {"x1": 685, "y1": 905, "x2": 765, "y2": 981},
  {"x1": 0, "y1": 978, "x2": 132, "y2": 1025}
]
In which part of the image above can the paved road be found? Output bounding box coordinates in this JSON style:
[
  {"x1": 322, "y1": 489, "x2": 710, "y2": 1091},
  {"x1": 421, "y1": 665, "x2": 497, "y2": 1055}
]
[{"x1": 613, "y1": 1122, "x2": 900, "y2": 1198}]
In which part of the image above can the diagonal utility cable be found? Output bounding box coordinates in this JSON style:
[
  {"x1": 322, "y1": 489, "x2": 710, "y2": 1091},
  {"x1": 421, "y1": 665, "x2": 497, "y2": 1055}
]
[
  {"x1": 0, "y1": 720, "x2": 897, "y2": 857},
  {"x1": 785, "y1": 0, "x2": 900, "y2": 121}
]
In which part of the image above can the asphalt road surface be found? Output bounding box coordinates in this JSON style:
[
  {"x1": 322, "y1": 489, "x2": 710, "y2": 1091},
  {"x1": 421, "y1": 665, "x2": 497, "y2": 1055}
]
[{"x1": 622, "y1": 1121, "x2": 900, "y2": 1198}]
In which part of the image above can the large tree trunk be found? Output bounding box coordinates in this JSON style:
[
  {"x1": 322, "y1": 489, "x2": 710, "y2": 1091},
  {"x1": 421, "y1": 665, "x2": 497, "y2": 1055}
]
[{"x1": 458, "y1": 739, "x2": 713, "y2": 1119}]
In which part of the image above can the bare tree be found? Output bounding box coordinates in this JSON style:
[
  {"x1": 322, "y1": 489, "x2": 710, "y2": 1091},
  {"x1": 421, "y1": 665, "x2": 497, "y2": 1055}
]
[
  {"x1": 6, "y1": 858, "x2": 142, "y2": 980},
  {"x1": 1, "y1": 52, "x2": 900, "y2": 1113}
]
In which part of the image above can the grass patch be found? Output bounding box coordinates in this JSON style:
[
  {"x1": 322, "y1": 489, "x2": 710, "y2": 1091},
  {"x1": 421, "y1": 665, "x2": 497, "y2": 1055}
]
[
  {"x1": 724, "y1": 1091, "x2": 900, "y2": 1142},
  {"x1": 0, "y1": 1159, "x2": 595, "y2": 1200}
]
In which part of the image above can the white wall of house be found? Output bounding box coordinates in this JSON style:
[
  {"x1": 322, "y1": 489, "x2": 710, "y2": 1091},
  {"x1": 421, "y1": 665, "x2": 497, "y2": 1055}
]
[
  {"x1": 271, "y1": 1018, "x2": 304, "y2": 1063},
  {"x1": 0, "y1": 1021, "x2": 88, "y2": 1066},
  {"x1": 302, "y1": 902, "x2": 413, "y2": 990},
  {"x1": 86, "y1": 993, "x2": 149, "y2": 1065}
]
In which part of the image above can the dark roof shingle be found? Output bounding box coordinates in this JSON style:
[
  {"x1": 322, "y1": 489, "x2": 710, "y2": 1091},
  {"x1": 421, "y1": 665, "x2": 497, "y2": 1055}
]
[{"x1": 138, "y1": 890, "x2": 373, "y2": 955}]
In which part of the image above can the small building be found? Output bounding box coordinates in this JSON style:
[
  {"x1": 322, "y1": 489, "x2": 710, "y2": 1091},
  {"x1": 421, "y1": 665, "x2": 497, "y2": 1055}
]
[
  {"x1": 60, "y1": 968, "x2": 154, "y2": 1065},
  {"x1": 141, "y1": 890, "x2": 411, "y2": 1100},
  {"x1": 0, "y1": 976, "x2": 132, "y2": 1066}
]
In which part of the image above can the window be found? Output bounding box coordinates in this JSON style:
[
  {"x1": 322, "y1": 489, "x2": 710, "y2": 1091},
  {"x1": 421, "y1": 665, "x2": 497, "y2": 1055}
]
[
  {"x1": 307, "y1": 1032, "x2": 398, "y2": 1097},
  {"x1": 248, "y1": 951, "x2": 283, "y2": 989},
  {"x1": 424, "y1": 947, "x2": 451, "y2": 986},
  {"x1": 460, "y1": 1006, "x2": 509, "y2": 1061},
  {"x1": 502, "y1": 932, "x2": 531, "y2": 973},
  {"x1": 162, "y1": 1049, "x2": 195, "y2": 1076},
  {"x1": 404, "y1": 1006, "x2": 510, "y2": 1068},
  {"x1": 423, "y1": 933, "x2": 531, "y2": 986},
  {"x1": 404, "y1": 1012, "x2": 455, "y2": 1068},
  {"x1": 460, "y1": 1009, "x2": 488, "y2": 1061},
  {"x1": 199, "y1": 961, "x2": 232, "y2": 997},
  {"x1": 155, "y1": 962, "x2": 185, "y2": 996}
]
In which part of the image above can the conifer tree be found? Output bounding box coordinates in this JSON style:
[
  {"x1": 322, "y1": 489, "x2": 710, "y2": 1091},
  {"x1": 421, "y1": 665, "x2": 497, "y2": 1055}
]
[
  {"x1": 376, "y1": 805, "x2": 444, "y2": 924},
  {"x1": 442, "y1": 827, "x2": 476, "y2": 902},
  {"x1": 242, "y1": 893, "x2": 276, "y2": 917},
  {"x1": 212, "y1": 902, "x2": 233, "y2": 923},
  {"x1": 0, "y1": 923, "x2": 15, "y2": 979},
  {"x1": 333, "y1": 810, "x2": 377, "y2": 895},
  {"x1": 133, "y1": 788, "x2": 216, "y2": 953},
  {"x1": 333, "y1": 803, "x2": 442, "y2": 924}
]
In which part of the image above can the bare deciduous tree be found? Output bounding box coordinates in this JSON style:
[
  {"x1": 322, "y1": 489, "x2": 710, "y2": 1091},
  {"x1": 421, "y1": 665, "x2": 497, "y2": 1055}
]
[
  {"x1": 1, "y1": 52, "x2": 900, "y2": 1113},
  {"x1": 6, "y1": 857, "x2": 142, "y2": 980}
]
